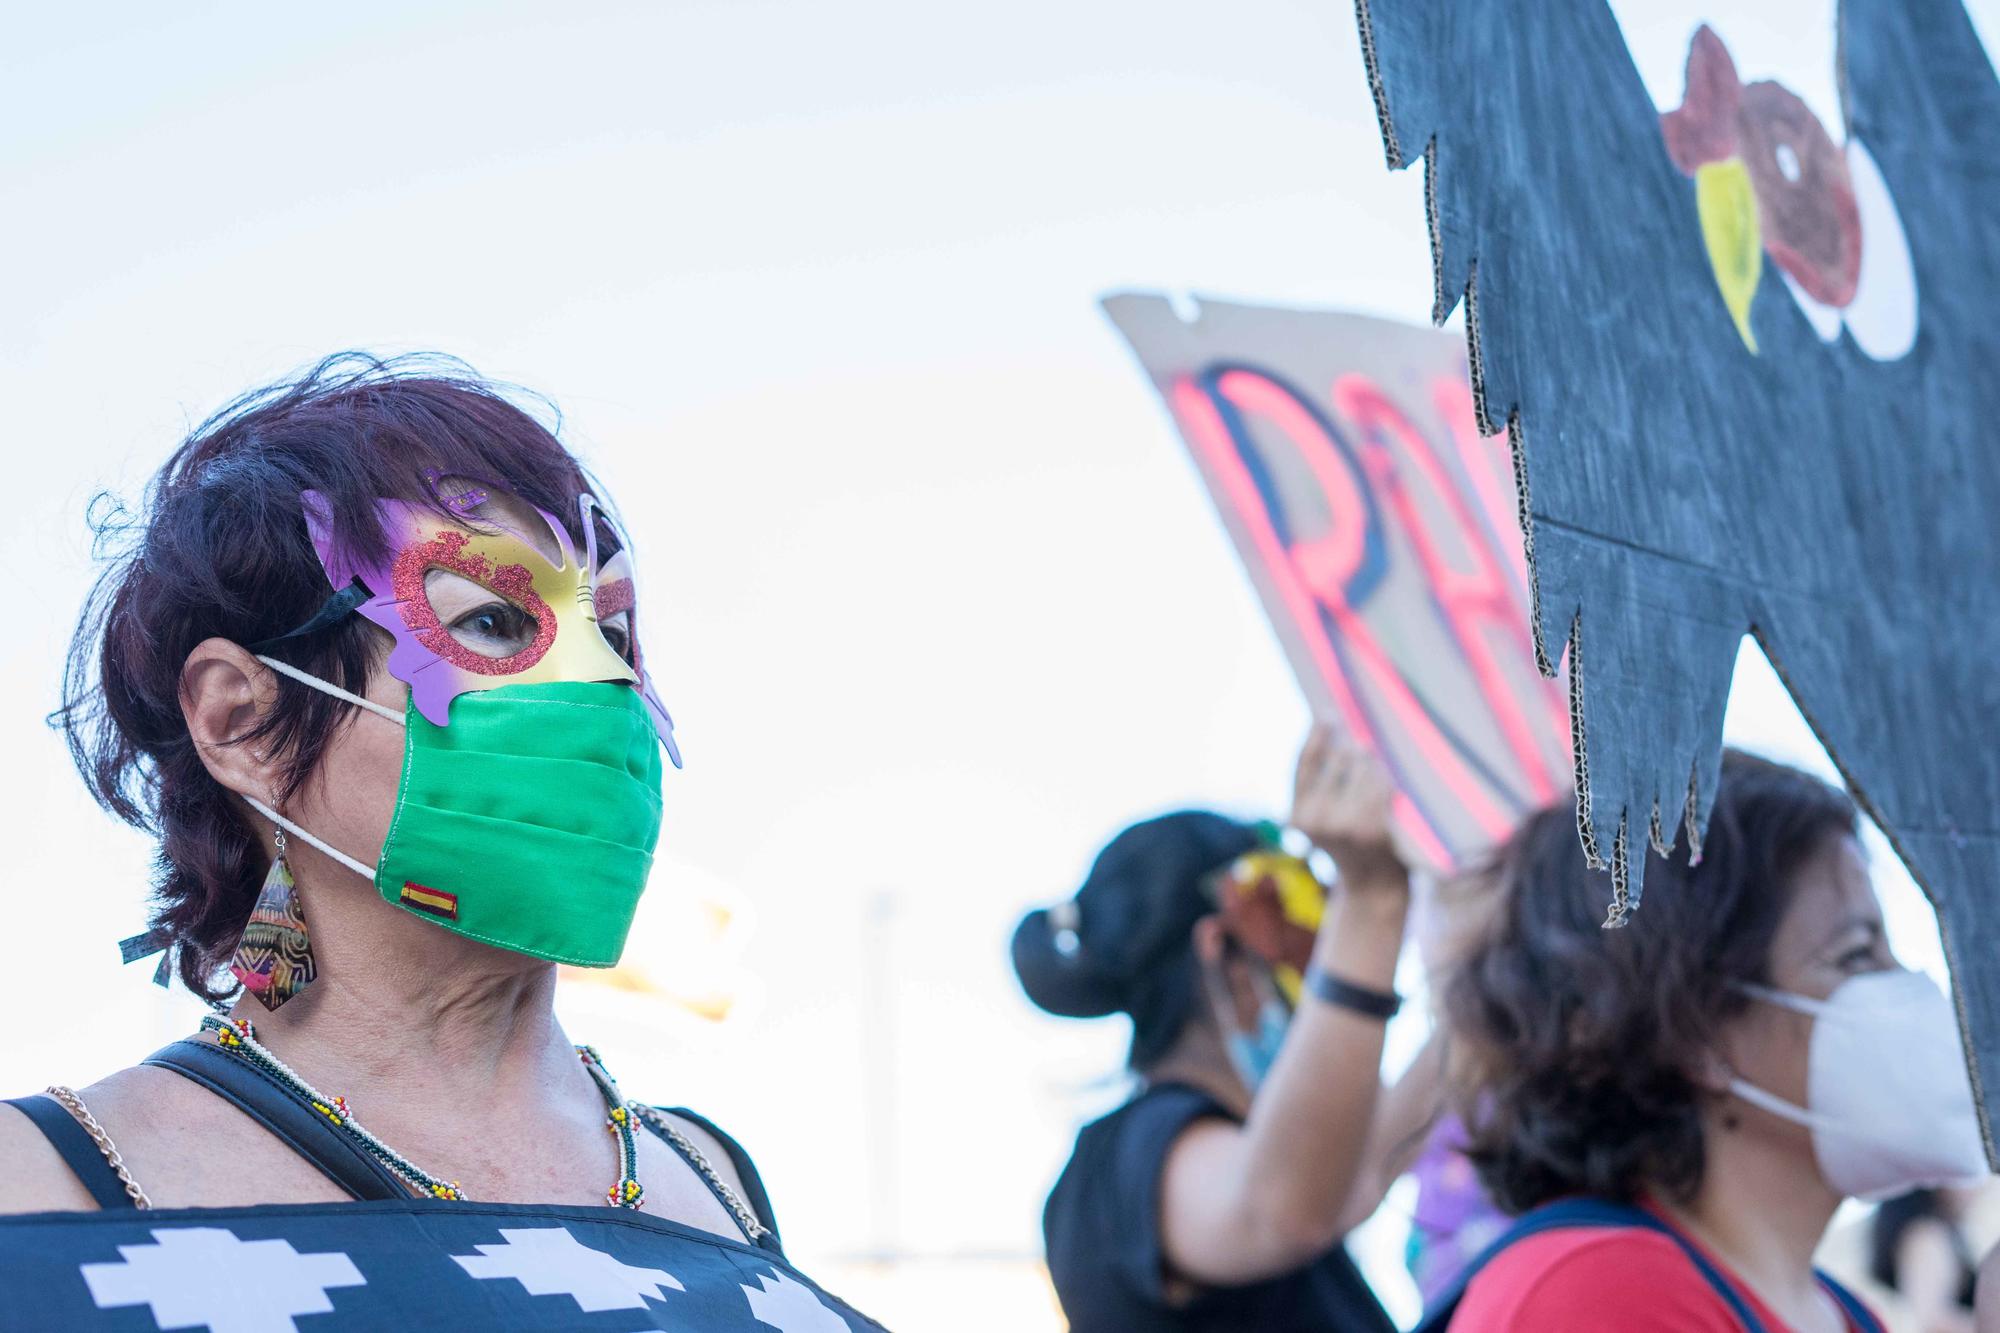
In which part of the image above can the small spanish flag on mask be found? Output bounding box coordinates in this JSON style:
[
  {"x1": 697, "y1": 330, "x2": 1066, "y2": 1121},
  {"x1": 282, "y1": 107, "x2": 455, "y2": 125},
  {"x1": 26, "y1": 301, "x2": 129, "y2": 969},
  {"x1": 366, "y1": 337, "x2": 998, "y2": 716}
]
[{"x1": 399, "y1": 882, "x2": 460, "y2": 921}]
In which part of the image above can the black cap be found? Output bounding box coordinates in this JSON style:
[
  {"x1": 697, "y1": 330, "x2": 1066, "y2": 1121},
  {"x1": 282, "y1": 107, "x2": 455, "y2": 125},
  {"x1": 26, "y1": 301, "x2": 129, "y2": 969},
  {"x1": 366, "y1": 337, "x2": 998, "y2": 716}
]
[{"x1": 1012, "y1": 810, "x2": 1262, "y2": 1062}]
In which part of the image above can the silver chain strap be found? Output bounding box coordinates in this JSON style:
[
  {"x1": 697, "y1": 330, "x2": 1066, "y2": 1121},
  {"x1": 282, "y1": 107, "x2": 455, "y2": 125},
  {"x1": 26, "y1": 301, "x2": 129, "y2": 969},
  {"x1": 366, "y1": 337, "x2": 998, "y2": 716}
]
[
  {"x1": 46, "y1": 1085, "x2": 152, "y2": 1210},
  {"x1": 631, "y1": 1104, "x2": 770, "y2": 1243}
]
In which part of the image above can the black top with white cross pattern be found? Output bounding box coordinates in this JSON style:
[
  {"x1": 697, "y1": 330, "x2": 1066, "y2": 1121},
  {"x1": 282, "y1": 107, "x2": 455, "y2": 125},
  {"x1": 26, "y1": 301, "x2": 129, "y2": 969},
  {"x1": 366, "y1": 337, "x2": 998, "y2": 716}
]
[{"x1": 0, "y1": 1199, "x2": 888, "y2": 1331}]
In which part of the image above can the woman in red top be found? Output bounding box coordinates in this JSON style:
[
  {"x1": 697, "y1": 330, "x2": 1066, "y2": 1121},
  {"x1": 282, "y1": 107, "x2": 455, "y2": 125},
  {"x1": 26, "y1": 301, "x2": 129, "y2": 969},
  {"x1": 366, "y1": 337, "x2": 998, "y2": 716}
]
[{"x1": 1433, "y1": 751, "x2": 1987, "y2": 1332}]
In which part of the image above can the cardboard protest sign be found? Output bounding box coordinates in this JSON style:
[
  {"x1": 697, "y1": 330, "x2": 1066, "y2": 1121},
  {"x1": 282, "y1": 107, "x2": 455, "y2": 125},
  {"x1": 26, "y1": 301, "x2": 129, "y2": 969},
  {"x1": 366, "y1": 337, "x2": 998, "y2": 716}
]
[
  {"x1": 1350, "y1": 0, "x2": 2000, "y2": 1140},
  {"x1": 1104, "y1": 294, "x2": 1570, "y2": 871}
]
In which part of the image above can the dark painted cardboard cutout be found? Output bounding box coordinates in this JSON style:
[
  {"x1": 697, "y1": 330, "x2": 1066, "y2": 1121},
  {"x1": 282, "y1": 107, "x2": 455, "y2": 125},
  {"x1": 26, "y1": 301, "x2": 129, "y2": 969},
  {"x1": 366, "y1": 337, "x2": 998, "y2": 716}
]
[{"x1": 1350, "y1": 0, "x2": 2000, "y2": 1150}]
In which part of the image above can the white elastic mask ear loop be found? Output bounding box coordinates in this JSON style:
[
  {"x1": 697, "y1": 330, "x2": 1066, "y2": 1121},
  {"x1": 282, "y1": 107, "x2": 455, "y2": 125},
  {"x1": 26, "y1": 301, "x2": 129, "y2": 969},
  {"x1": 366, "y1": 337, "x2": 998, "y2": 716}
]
[
  {"x1": 1734, "y1": 980, "x2": 1830, "y2": 1019},
  {"x1": 245, "y1": 654, "x2": 407, "y2": 880},
  {"x1": 1724, "y1": 981, "x2": 1832, "y2": 1129},
  {"x1": 255, "y1": 655, "x2": 407, "y2": 726},
  {"x1": 243, "y1": 794, "x2": 377, "y2": 881},
  {"x1": 1726, "y1": 1070, "x2": 1836, "y2": 1132}
]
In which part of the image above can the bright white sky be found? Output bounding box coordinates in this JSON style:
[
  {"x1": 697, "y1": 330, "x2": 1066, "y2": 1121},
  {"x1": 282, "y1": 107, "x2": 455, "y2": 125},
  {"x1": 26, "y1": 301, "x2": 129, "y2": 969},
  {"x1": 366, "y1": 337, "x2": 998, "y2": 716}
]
[{"x1": 2, "y1": 4, "x2": 1993, "y2": 1329}]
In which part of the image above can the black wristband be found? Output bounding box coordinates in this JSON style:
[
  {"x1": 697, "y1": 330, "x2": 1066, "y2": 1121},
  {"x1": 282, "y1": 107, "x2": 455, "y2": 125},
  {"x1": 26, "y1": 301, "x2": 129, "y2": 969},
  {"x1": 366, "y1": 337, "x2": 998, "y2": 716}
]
[{"x1": 1303, "y1": 964, "x2": 1401, "y2": 1020}]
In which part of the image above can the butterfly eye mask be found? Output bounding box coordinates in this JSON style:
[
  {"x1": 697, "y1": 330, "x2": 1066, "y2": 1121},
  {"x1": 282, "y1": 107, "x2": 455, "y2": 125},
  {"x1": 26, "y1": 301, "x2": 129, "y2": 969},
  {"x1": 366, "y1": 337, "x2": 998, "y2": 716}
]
[{"x1": 265, "y1": 484, "x2": 679, "y2": 766}]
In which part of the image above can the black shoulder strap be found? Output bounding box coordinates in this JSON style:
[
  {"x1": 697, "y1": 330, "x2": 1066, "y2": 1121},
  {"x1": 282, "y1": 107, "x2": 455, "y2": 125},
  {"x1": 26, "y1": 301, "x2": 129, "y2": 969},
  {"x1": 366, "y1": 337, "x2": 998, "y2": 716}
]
[
  {"x1": 4, "y1": 1095, "x2": 138, "y2": 1210},
  {"x1": 1414, "y1": 1197, "x2": 1766, "y2": 1333},
  {"x1": 648, "y1": 1105, "x2": 783, "y2": 1254},
  {"x1": 141, "y1": 1039, "x2": 410, "y2": 1202}
]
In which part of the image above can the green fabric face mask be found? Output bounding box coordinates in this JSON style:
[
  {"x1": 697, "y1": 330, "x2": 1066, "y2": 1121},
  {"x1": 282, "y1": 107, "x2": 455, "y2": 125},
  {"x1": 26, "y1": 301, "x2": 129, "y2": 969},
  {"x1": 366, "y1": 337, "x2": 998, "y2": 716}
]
[
  {"x1": 248, "y1": 678, "x2": 665, "y2": 967},
  {"x1": 375, "y1": 681, "x2": 665, "y2": 965}
]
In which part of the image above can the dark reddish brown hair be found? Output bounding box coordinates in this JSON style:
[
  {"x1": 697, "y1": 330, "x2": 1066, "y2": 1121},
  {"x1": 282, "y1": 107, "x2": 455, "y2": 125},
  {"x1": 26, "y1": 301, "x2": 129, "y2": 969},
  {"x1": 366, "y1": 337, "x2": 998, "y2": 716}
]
[
  {"x1": 1446, "y1": 749, "x2": 1857, "y2": 1213},
  {"x1": 57, "y1": 353, "x2": 614, "y2": 1000}
]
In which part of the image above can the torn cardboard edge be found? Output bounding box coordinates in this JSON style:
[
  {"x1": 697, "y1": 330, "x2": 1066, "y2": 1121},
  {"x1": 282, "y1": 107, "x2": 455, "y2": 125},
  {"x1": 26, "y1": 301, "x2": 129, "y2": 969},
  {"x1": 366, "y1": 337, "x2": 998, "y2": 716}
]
[
  {"x1": 1355, "y1": 0, "x2": 1708, "y2": 924},
  {"x1": 1353, "y1": 0, "x2": 1406, "y2": 169},
  {"x1": 1483, "y1": 277, "x2": 1707, "y2": 928}
]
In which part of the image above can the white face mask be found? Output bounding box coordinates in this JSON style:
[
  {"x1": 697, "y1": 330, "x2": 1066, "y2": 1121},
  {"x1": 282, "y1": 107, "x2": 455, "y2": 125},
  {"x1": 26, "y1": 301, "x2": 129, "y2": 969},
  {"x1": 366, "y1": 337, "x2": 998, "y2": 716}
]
[{"x1": 1729, "y1": 969, "x2": 1990, "y2": 1201}]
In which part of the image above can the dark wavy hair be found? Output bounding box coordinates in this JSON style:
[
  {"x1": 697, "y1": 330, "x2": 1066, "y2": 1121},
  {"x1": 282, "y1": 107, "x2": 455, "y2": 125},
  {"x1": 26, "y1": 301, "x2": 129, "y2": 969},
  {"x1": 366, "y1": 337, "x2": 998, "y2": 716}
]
[
  {"x1": 55, "y1": 353, "x2": 613, "y2": 1001},
  {"x1": 1446, "y1": 749, "x2": 1858, "y2": 1213}
]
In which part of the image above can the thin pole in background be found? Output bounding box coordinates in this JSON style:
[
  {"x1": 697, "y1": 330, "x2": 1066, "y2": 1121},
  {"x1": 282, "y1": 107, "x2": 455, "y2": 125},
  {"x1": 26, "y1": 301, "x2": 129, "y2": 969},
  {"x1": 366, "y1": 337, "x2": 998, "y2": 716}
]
[{"x1": 862, "y1": 889, "x2": 902, "y2": 1263}]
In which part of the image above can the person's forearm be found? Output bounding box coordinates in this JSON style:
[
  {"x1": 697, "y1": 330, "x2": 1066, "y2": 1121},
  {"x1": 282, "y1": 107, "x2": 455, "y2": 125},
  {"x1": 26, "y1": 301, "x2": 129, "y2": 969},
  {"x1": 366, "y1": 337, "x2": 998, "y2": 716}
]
[
  {"x1": 1334, "y1": 1031, "x2": 1447, "y2": 1234},
  {"x1": 1234, "y1": 881, "x2": 1409, "y2": 1250}
]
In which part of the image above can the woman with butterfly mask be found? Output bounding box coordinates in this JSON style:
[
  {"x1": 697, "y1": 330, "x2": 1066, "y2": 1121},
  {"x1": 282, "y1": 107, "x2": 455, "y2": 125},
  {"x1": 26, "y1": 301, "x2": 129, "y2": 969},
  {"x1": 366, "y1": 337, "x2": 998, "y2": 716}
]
[{"x1": 0, "y1": 355, "x2": 888, "y2": 1332}]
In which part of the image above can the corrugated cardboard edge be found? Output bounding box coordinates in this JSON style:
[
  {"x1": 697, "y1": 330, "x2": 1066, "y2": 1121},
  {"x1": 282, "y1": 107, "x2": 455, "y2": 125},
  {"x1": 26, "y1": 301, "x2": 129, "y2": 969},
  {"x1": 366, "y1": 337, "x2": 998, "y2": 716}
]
[{"x1": 1353, "y1": 0, "x2": 1699, "y2": 924}]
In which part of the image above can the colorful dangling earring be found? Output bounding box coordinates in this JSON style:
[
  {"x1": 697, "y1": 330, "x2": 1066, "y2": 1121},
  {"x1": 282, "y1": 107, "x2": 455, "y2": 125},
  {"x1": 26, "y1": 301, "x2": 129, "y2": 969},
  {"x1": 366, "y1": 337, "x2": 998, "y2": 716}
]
[{"x1": 230, "y1": 827, "x2": 317, "y2": 1011}]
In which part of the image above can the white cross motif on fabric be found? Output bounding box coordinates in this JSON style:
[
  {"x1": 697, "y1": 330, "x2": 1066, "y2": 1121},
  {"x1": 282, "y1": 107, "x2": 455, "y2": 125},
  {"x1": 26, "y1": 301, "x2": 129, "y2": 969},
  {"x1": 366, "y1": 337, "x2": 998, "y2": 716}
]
[
  {"x1": 451, "y1": 1226, "x2": 686, "y2": 1312},
  {"x1": 743, "y1": 1270, "x2": 850, "y2": 1332},
  {"x1": 79, "y1": 1226, "x2": 365, "y2": 1333}
]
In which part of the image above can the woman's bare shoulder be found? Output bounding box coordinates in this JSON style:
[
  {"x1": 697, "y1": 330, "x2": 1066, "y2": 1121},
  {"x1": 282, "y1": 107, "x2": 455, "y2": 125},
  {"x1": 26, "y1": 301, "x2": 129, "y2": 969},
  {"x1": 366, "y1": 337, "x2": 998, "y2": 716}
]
[
  {"x1": 0, "y1": 1098, "x2": 99, "y2": 1215},
  {"x1": 651, "y1": 1110, "x2": 753, "y2": 1204},
  {"x1": 0, "y1": 1064, "x2": 344, "y2": 1216},
  {"x1": 0, "y1": 1067, "x2": 200, "y2": 1214}
]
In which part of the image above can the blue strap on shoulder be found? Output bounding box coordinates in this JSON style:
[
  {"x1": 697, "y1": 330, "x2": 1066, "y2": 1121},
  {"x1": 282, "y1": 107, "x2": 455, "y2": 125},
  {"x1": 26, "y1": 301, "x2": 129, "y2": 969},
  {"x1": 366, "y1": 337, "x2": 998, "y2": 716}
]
[
  {"x1": 1414, "y1": 1196, "x2": 1881, "y2": 1333},
  {"x1": 1413, "y1": 1198, "x2": 1762, "y2": 1332},
  {"x1": 1818, "y1": 1271, "x2": 1886, "y2": 1333}
]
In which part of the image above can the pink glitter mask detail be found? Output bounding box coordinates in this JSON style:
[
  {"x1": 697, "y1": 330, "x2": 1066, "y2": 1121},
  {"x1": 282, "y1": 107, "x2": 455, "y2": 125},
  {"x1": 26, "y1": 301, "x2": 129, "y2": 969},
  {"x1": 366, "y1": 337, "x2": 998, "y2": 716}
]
[
  {"x1": 593, "y1": 576, "x2": 635, "y2": 621},
  {"x1": 392, "y1": 529, "x2": 560, "y2": 676},
  {"x1": 300, "y1": 487, "x2": 680, "y2": 766}
]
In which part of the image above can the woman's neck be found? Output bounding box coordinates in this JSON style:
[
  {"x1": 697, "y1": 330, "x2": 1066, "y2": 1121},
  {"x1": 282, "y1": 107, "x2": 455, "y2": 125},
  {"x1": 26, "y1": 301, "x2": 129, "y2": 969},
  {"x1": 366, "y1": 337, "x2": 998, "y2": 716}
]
[
  {"x1": 1144, "y1": 1022, "x2": 1253, "y2": 1119},
  {"x1": 1657, "y1": 1112, "x2": 1845, "y2": 1331},
  {"x1": 229, "y1": 853, "x2": 585, "y2": 1122}
]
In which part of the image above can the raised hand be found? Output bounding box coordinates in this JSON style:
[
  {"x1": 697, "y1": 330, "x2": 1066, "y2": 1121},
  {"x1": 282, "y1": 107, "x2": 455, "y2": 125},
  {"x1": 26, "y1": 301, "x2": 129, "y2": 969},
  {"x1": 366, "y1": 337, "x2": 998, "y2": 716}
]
[{"x1": 1289, "y1": 724, "x2": 1408, "y2": 895}]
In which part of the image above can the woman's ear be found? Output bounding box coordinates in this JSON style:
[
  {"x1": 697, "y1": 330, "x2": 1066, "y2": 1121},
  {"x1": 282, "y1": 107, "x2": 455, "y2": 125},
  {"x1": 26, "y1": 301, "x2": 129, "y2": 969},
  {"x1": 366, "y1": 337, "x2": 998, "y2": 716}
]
[
  {"x1": 1688, "y1": 1045, "x2": 1737, "y2": 1095},
  {"x1": 1192, "y1": 914, "x2": 1226, "y2": 965},
  {"x1": 181, "y1": 638, "x2": 284, "y2": 801}
]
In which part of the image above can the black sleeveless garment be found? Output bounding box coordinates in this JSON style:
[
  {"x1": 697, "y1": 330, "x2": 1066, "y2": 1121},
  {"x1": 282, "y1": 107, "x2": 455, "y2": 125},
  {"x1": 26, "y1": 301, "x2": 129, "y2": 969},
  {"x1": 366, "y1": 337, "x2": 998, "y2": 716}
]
[{"x1": 0, "y1": 1039, "x2": 887, "y2": 1331}]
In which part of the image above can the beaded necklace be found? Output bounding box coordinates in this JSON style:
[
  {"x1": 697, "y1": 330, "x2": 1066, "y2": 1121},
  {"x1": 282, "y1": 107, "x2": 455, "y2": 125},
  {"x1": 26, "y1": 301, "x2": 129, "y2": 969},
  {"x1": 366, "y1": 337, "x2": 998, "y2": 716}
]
[{"x1": 198, "y1": 1015, "x2": 644, "y2": 1209}]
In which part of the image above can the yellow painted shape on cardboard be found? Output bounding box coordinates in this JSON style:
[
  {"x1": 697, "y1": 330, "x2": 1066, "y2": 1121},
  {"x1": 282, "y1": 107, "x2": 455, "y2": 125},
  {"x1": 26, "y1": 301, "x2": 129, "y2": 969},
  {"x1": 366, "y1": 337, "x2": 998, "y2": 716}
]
[{"x1": 1695, "y1": 158, "x2": 1763, "y2": 353}]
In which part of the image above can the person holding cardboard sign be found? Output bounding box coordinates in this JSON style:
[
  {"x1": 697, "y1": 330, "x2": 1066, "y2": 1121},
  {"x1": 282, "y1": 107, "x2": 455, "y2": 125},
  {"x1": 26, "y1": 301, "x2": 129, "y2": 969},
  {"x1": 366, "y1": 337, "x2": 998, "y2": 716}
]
[{"x1": 1012, "y1": 725, "x2": 1441, "y2": 1332}]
